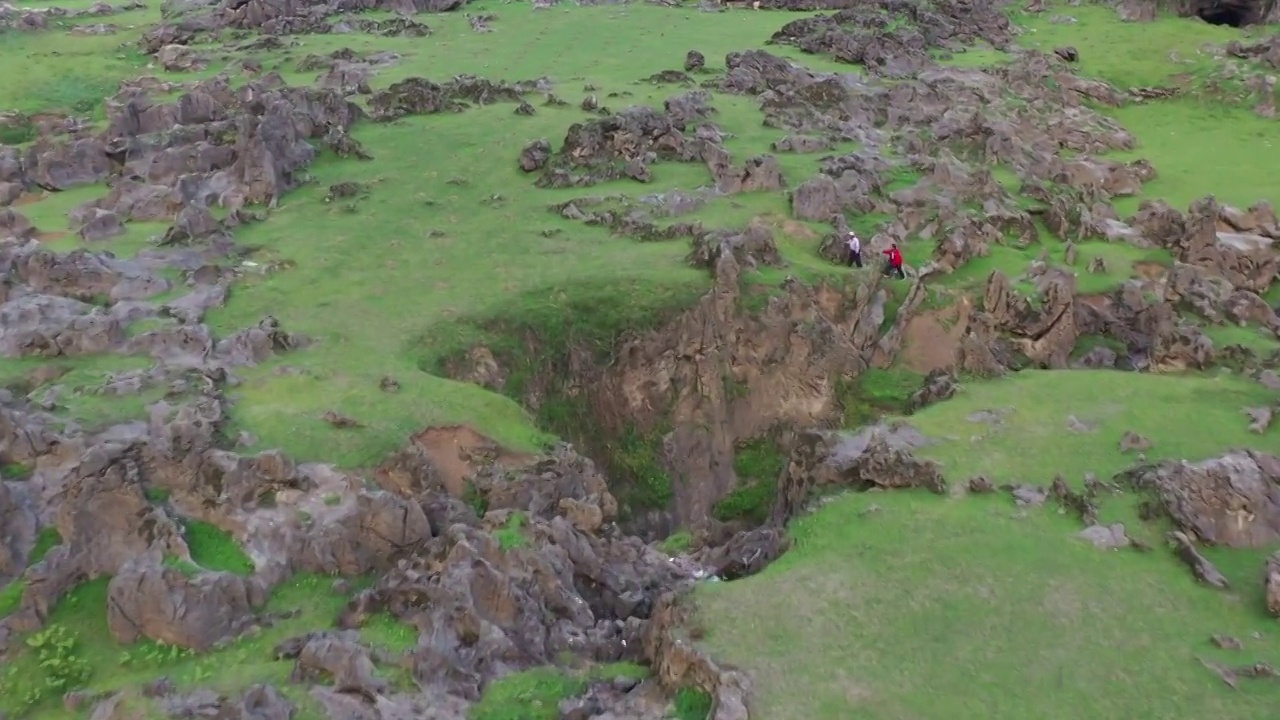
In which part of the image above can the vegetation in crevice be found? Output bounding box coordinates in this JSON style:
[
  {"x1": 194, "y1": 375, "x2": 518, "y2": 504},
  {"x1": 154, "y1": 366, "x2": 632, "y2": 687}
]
[
  {"x1": 836, "y1": 367, "x2": 925, "y2": 428},
  {"x1": 713, "y1": 437, "x2": 789, "y2": 525}
]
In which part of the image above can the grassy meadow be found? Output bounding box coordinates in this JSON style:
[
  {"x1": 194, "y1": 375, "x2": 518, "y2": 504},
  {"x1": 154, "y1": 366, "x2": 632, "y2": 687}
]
[
  {"x1": 2, "y1": 0, "x2": 1280, "y2": 719},
  {"x1": 692, "y1": 5, "x2": 1280, "y2": 720}
]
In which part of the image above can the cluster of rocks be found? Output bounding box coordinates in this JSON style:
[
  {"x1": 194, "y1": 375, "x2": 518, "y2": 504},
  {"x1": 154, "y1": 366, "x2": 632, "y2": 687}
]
[
  {"x1": 520, "y1": 89, "x2": 785, "y2": 194},
  {"x1": 3, "y1": 373, "x2": 980, "y2": 719},
  {"x1": 0, "y1": 377, "x2": 707, "y2": 718},
  {"x1": 0, "y1": 70, "x2": 380, "y2": 394},
  {"x1": 0, "y1": 0, "x2": 145, "y2": 31},
  {"x1": 1118, "y1": 450, "x2": 1280, "y2": 615},
  {"x1": 136, "y1": 0, "x2": 472, "y2": 50}
]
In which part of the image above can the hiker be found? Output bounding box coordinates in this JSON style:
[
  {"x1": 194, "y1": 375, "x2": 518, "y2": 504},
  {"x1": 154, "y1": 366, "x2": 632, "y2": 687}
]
[
  {"x1": 882, "y1": 242, "x2": 905, "y2": 279},
  {"x1": 845, "y1": 231, "x2": 863, "y2": 268}
]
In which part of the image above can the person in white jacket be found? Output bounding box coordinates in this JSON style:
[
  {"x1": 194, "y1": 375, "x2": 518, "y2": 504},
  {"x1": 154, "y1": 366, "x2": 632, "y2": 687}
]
[{"x1": 845, "y1": 231, "x2": 863, "y2": 268}]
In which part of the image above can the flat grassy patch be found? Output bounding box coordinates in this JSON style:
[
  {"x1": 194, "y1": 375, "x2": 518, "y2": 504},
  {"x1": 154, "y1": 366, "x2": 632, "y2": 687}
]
[
  {"x1": 904, "y1": 370, "x2": 1275, "y2": 485},
  {"x1": 695, "y1": 490, "x2": 1280, "y2": 720},
  {"x1": 0, "y1": 23, "x2": 154, "y2": 119}
]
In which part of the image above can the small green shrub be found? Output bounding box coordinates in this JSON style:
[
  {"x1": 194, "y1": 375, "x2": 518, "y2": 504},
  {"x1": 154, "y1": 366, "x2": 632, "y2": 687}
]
[
  {"x1": 361, "y1": 612, "x2": 419, "y2": 653},
  {"x1": 0, "y1": 121, "x2": 35, "y2": 145},
  {"x1": 29, "y1": 527, "x2": 62, "y2": 565},
  {"x1": 495, "y1": 512, "x2": 528, "y2": 551},
  {"x1": 0, "y1": 463, "x2": 32, "y2": 481},
  {"x1": 659, "y1": 531, "x2": 693, "y2": 555},
  {"x1": 464, "y1": 480, "x2": 489, "y2": 517},
  {"x1": 713, "y1": 439, "x2": 788, "y2": 524},
  {"x1": 144, "y1": 487, "x2": 171, "y2": 503},
  {"x1": 609, "y1": 425, "x2": 673, "y2": 510},
  {"x1": 673, "y1": 688, "x2": 713, "y2": 720},
  {"x1": 712, "y1": 481, "x2": 776, "y2": 525},
  {"x1": 470, "y1": 666, "x2": 587, "y2": 720}
]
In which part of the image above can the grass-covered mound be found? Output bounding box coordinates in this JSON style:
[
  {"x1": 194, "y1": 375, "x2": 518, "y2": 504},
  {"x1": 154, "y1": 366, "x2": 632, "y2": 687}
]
[
  {"x1": 696, "y1": 488, "x2": 1280, "y2": 720},
  {"x1": 695, "y1": 368, "x2": 1280, "y2": 719}
]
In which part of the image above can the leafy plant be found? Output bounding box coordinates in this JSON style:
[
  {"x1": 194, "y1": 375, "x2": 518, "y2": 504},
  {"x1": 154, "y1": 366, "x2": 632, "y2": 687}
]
[{"x1": 0, "y1": 625, "x2": 94, "y2": 711}]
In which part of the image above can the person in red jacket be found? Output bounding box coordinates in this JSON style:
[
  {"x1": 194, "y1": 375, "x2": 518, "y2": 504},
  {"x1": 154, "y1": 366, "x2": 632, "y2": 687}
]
[{"x1": 882, "y1": 242, "x2": 905, "y2": 279}]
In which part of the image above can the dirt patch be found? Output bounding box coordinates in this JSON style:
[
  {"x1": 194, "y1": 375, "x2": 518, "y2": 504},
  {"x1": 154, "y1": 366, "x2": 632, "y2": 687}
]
[
  {"x1": 410, "y1": 424, "x2": 538, "y2": 495},
  {"x1": 900, "y1": 297, "x2": 971, "y2": 374},
  {"x1": 753, "y1": 212, "x2": 820, "y2": 241},
  {"x1": 1133, "y1": 261, "x2": 1168, "y2": 281},
  {"x1": 1076, "y1": 293, "x2": 1109, "y2": 310},
  {"x1": 36, "y1": 230, "x2": 66, "y2": 243}
]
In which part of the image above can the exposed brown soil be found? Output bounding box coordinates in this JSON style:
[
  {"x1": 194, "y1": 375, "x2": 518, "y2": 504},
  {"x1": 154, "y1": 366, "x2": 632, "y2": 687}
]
[
  {"x1": 901, "y1": 296, "x2": 972, "y2": 374},
  {"x1": 1134, "y1": 260, "x2": 1169, "y2": 281},
  {"x1": 410, "y1": 424, "x2": 538, "y2": 495}
]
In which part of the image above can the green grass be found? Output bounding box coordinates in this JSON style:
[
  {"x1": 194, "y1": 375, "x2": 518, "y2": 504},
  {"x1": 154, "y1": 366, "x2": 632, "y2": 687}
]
[
  {"x1": 0, "y1": 574, "x2": 378, "y2": 719},
  {"x1": 904, "y1": 370, "x2": 1275, "y2": 485},
  {"x1": 29, "y1": 528, "x2": 62, "y2": 566},
  {"x1": 714, "y1": 439, "x2": 788, "y2": 524},
  {"x1": 1011, "y1": 3, "x2": 1280, "y2": 215},
  {"x1": 1013, "y1": 5, "x2": 1242, "y2": 89},
  {"x1": 5, "y1": 2, "x2": 1280, "y2": 717},
  {"x1": 673, "y1": 688, "x2": 714, "y2": 720},
  {"x1": 360, "y1": 612, "x2": 419, "y2": 653},
  {"x1": 0, "y1": 529, "x2": 64, "y2": 618},
  {"x1": 696, "y1": 490, "x2": 1280, "y2": 720},
  {"x1": 0, "y1": 355, "x2": 167, "y2": 431},
  {"x1": 470, "y1": 662, "x2": 650, "y2": 720},
  {"x1": 693, "y1": 368, "x2": 1280, "y2": 718},
  {"x1": 182, "y1": 5, "x2": 847, "y2": 469},
  {"x1": 494, "y1": 512, "x2": 529, "y2": 551},
  {"x1": 1201, "y1": 323, "x2": 1280, "y2": 353},
  {"x1": 0, "y1": 23, "x2": 154, "y2": 118},
  {"x1": 837, "y1": 367, "x2": 923, "y2": 428},
  {"x1": 659, "y1": 531, "x2": 694, "y2": 555},
  {"x1": 0, "y1": 581, "x2": 24, "y2": 619},
  {"x1": 182, "y1": 520, "x2": 255, "y2": 575},
  {"x1": 1, "y1": 462, "x2": 33, "y2": 481}
]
